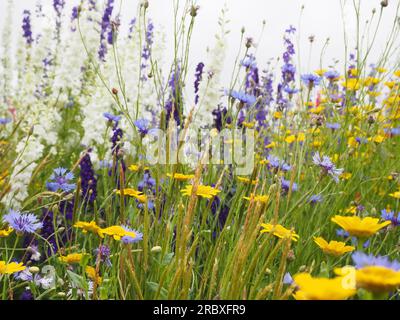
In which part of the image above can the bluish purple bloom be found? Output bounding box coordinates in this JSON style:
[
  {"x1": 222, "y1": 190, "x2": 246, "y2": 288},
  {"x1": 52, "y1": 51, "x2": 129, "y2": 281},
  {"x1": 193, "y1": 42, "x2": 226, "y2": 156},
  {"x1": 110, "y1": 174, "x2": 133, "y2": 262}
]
[
  {"x1": 134, "y1": 119, "x2": 151, "y2": 136},
  {"x1": 301, "y1": 73, "x2": 321, "y2": 88},
  {"x1": 309, "y1": 194, "x2": 323, "y2": 204},
  {"x1": 283, "y1": 272, "x2": 294, "y2": 285},
  {"x1": 283, "y1": 86, "x2": 299, "y2": 95},
  {"x1": 121, "y1": 226, "x2": 143, "y2": 244},
  {"x1": 267, "y1": 154, "x2": 291, "y2": 172},
  {"x1": 312, "y1": 152, "x2": 344, "y2": 183},
  {"x1": 351, "y1": 251, "x2": 400, "y2": 271},
  {"x1": 281, "y1": 178, "x2": 298, "y2": 193},
  {"x1": 324, "y1": 70, "x2": 340, "y2": 81},
  {"x1": 3, "y1": 210, "x2": 43, "y2": 234},
  {"x1": 381, "y1": 209, "x2": 400, "y2": 226},
  {"x1": 326, "y1": 122, "x2": 341, "y2": 130},
  {"x1": 98, "y1": 0, "x2": 114, "y2": 60},
  {"x1": 0, "y1": 118, "x2": 12, "y2": 125},
  {"x1": 103, "y1": 112, "x2": 121, "y2": 124},
  {"x1": 336, "y1": 228, "x2": 349, "y2": 238},
  {"x1": 227, "y1": 90, "x2": 257, "y2": 105},
  {"x1": 94, "y1": 245, "x2": 112, "y2": 267},
  {"x1": 46, "y1": 167, "x2": 76, "y2": 192},
  {"x1": 22, "y1": 10, "x2": 33, "y2": 45},
  {"x1": 80, "y1": 152, "x2": 97, "y2": 204},
  {"x1": 194, "y1": 62, "x2": 205, "y2": 105}
]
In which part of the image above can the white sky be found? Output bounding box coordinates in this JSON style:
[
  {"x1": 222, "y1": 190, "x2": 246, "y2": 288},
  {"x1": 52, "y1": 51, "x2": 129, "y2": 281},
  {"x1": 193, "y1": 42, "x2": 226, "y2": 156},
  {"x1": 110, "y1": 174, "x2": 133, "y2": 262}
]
[{"x1": 1, "y1": 0, "x2": 399, "y2": 83}]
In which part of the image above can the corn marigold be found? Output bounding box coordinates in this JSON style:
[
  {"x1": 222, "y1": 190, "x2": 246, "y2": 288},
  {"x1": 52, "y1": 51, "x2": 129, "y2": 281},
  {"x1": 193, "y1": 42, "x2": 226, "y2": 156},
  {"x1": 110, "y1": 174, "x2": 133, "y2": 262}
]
[
  {"x1": 260, "y1": 223, "x2": 299, "y2": 241},
  {"x1": 331, "y1": 215, "x2": 390, "y2": 238},
  {"x1": 313, "y1": 237, "x2": 355, "y2": 257},
  {"x1": 180, "y1": 185, "x2": 221, "y2": 199}
]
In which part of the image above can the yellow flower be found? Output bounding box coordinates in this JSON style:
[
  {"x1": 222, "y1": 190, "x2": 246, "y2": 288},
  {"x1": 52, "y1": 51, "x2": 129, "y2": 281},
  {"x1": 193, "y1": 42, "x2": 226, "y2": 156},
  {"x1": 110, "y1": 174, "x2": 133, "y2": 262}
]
[
  {"x1": 273, "y1": 111, "x2": 282, "y2": 119},
  {"x1": 260, "y1": 223, "x2": 299, "y2": 242},
  {"x1": 314, "y1": 69, "x2": 327, "y2": 76},
  {"x1": 363, "y1": 77, "x2": 380, "y2": 87},
  {"x1": 101, "y1": 225, "x2": 139, "y2": 241},
  {"x1": 237, "y1": 176, "x2": 258, "y2": 185},
  {"x1": 394, "y1": 70, "x2": 400, "y2": 77},
  {"x1": 243, "y1": 195, "x2": 269, "y2": 203},
  {"x1": 265, "y1": 141, "x2": 276, "y2": 149},
  {"x1": 342, "y1": 78, "x2": 360, "y2": 91},
  {"x1": 85, "y1": 266, "x2": 102, "y2": 285},
  {"x1": 370, "y1": 135, "x2": 385, "y2": 144},
  {"x1": 128, "y1": 164, "x2": 149, "y2": 172},
  {"x1": 0, "y1": 261, "x2": 26, "y2": 274},
  {"x1": 285, "y1": 135, "x2": 296, "y2": 144},
  {"x1": 180, "y1": 185, "x2": 221, "y2": 199},
  {"x1": 385, "y1": 81, "x2": 396, "y2": 89},
  {"x1": 59, "y1": 253, "x2": 85, "y2": 264},
  {"x1": 313, "y1": 237, "x2": 355, "y2": 257},
  {"x1": 331, "y1": 215, "x2": 390, "y2": 238},
  {"x1": 375, "y1": 67, "x2": 387, "y2": 73},
  {"x1": 389, "y1": 191, "x2": 400, "y2": 199},
  {"x1": 167, "y1": 173, "x2": 195, "y2": 181},
  {"x1": 74, "y1": 221, "x2": 104, "y2": 238},
  {"x1": 297, "y1": 132, "x2": 306, "y2": 142},
  {"x1": 340, "y1": 172, "x2": 352, "y2": 180},
  {"x1": 242, "y1": 121, "x2": 255, "y2": 129},
  {"x1": 115, "y1": 188, "x2": 147, "y2": 203},
  {"x1": 0, "y1": 227, "x2": 13, "y2": 238},
  {"x1": 293, "y1": 273, "x2": 356, "y2": 300},
  {"x1": 347, "y1": 136, "x2": 359, "y2": 148},
  {"x1": 335, "y1": 266, "x2": 400, "y2": 293},
  {"x1": 308, "y1": 106, "x2": 325, "y2": 114}
]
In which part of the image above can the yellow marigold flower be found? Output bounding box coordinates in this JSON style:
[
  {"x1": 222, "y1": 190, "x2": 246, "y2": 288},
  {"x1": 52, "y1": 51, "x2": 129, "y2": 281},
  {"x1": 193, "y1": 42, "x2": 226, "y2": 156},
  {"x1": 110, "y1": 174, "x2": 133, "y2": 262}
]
[
  {"x1": 344, "y1": 206, "x2": 357, "y2": 215},
  {"x1": 385, "y1": 81, "x2": 396, "y2": 89},
  {"x1": 367, "y1": 91, "x2": 381, "y2": 97},
  {"x1": 59, "y1": 253, "x2": 85, "y2": 264},
  {"x1": 101, "y1": 225, "x2": 136, "y2": 241},
  {"x1": 363, "y1": 77, "x2": 381, "y2": 86},
  {"x1": 308, "y1": 106, "x2": 324, "y2": 114},
  {"x1": 285, "y1": 135, "x2": 296, "y2": 144},
  {"x1": 85, "y1": 266, "x2": 102, "y2": 285},
  {"x1": 167, "y1": 173, "x2": 195, "y2": 181},
  {"x1": 313, "y1": 237, "x2": 355, "y2": 257},
  {"x1": 260, "y1": 223, "x2": 299, "y2": 242},
  {"x1": 0, "y1": 261, "x2": 26, "y2": 274},
  {"x1": 331, "y1": 215, "x2": 391, "y2": 238},
  {"x1": 394, "y1": 70, "x2": 400, "y2": 77},
  {"x1": 306, "y1": 101, "x2": 315, "y2": 107},
  {"x1": 375, "y1": 67, "x2": 387, "y2": 73},
  {"x1": 74, "y1": 221, "x2": 104, "y2": 238},
  {"x1": 237, "y1": 176, "x2": 258, "y2": 185},
  {"x1": 389, "y1": 191, "x2": 400, "y2": 199},
  {"x1": 342, "y1": 78, "x2": 361, "y2": 91},
  {"x1": 340, "y1": 172, "x2": 352, "y2": 180},
  {"x1": 242, "y1": 121, "x2": 255, "y2": 128},
  {"x1": 273, "y1": 111, "x2": 283, "y2": 119},
  {"x1": 335, "y1": 266, "x2": 400, "y2": 293},
  {"x1": 371, "y1": 135, "x2": 385, "y2": 144},
  {"x1": 350, "y1": 68, "x2": 359, "y2": 77},
  {"x1": 311, "y1": 139, "x2": 323, "y2": 147},
  {"x1": 293, "y1": 273, "x2": 356, "y2": 300},
  {"x1": 265, "y1": 141, "x2": 276, "y2": 149},
  {"x1": 115, "y1": 188, "x2": 147, "y2": 203},
  {"x1": 180, "y1": 185, "x2": 221, "y2": 199},
  {"x1": 347, "y1": 136, "x2": 359, "y2": 148},
  {"x1": 128, "y1": 164, "x2": 149, "y2": 172},
  {"x1": 0, "y1": 227, "x2": 13, "y2": 238},
  {"x1": 243, "y1": 195, "x2": 269, "y2": 203},
  {"x1": 297, "y1": 132, "x2": 306, "y2": 142}
]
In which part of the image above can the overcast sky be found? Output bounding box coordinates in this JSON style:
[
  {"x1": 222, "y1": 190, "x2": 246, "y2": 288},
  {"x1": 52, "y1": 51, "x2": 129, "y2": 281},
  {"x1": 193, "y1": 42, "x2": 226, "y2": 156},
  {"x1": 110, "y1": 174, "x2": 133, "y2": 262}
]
[{"x1": 1, "y1": 0, "x2": 399, "y2": 82}]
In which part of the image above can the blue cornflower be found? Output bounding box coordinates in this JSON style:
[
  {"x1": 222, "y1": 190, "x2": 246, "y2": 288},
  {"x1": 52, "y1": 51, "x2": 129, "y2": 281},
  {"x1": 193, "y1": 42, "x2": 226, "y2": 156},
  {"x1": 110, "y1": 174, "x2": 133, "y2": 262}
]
[
  {"x1": 227, "y1": 90, "x2": 257, "y2": 105},
  {"x1": 309, "y1": 194, "x2": 323, "y2": 204},
  {"x1": 312, "y1": 152, "x2": 344, "y2": 183},
  {"x1": 3, "y1": 210, "x2": 43, "y2": 234},
  {"x1": 134, "y1": 119, "x2": 151, "y2": 136},
  {"x1": 121, "y1": 226, "x2": 143, "y2": 244},
  {"x1": 46, "y1": 167, "x2": 76, "y2": 192},
  {"x1": 351, "y1": 251, "x2": 400, "y2": 271},
  {"x1": 336, "y1": 228, "x2": 349, "y2": 238},
  {"x1": 267, "y1": 155, "x2": 291, "y2": 172},
  {"x1": 326, "y1": 122, "x2": 341, "y2": 130},
  {"x1": 0, "y1": 118, "x2": 12, "y2": 125},
  {"x1": 324, "y1": 70, "x2": 340, "y2": 81},
  {"x1": 381, "y1": 209, "x2": 400, "y2": 226},
  {"x1": 103, "y1": 112, "x2": 121, "y2": 124},
  {"x1": 281, "y1": 178, "x2": 298, "y2": 193},
  {"x1": 241, "y1": 55, "x2": 257, "y2": 69},
  {"x1": 301, "y1": 73, "x2": 321, "y2": 88},
  {"x1": 283, "y1": 86, "x2": 299, "y2": 95}
]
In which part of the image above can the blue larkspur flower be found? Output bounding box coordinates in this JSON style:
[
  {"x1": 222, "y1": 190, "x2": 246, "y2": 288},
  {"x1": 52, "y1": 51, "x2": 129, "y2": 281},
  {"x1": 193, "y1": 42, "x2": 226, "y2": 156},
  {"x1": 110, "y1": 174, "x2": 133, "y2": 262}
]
[
  {"x1": 3, "y1": 210, "x2": 43, "y2": 234},
  {"x1": 121, "y1": 226, "x2": 143, "y2": 244},
  {"x1": 351, "y1": 251, "x2": 400, "y2": 271},
  {"x1": 312, "y1": 152, "x2": 344, "y2": 183},
  {"x1": 46, "y1": 167, "x2": 76, "y2": 192}
]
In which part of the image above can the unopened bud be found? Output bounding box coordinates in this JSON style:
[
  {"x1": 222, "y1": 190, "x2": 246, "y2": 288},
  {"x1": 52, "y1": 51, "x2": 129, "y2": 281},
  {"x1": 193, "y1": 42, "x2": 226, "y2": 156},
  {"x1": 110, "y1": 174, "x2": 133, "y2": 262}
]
[
  {"x1": 381, "y1": 0, "x2": 388, "y2": 7},
  {"x1": 151, "y1": 246, "x2": 162, "y2": 253},
  {"x1": 29, "y1": 266, "x2": 40, "y2": 274},
  {"x1": 112, "y1": 88, "x2": 118, "y2": 95}
]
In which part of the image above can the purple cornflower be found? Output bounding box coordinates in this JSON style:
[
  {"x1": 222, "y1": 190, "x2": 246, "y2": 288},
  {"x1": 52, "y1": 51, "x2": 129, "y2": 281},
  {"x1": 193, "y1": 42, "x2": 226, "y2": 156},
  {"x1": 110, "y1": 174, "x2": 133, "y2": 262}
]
[
  {"x1": 283, "y1": 86, "x2": 299, "y2": 95},
  {"x1": 121, "y1": 226, "x2": 143, "y2": 244},
  {"x1": 301, "y1": 73, "x2": 321, "y2": 88},
  {"x1": 3, "y1": 210, "x2": 43, "y2": 234},
  {"x1": 312, "y1": 152, "x2": 344, "y2": 183},
  {"x1": 103, "y1": 112, "x2": 121, "y2": 125},
  {"x1": 351, "y1": 251, "x2": 400, "y2": 270},
  {"x1": 267, "y1": 154, "x2": 291, "y2": 172},
  {"x1": 194, "y1": 62, "x2": 205, "y2": 105},
  {"x1": 0, "y1": 118, "x2": 12, "y2": 125},
  {"x1": 46, "y1": 167, "x2": 76, "y2": 192},
  {"x1": 22, "y1": 10, "x2": 34, "y2": 45},
  {"x1": 324, "y1": 70, "x2": 340, "y2": 81},
  {"x1": 227, "y1": 90, "x2": 257, "y2": 105},
  {"x1": 381, "y1": 209, "x2": 400, "y2": 226},
  {"x1": 134, "y1": 119, "x2": 151, "y2": 137},
  {"x1": 281, "y1": 177, "x2": 298, "y2": 193},
  {"x1": 80, "y1": 152, "x2": 97, "y2": 204},
  {"x1": 94, "y1": 245, "x2": 111, "y2": 267},
  {"x1": 309, "y1": 194, "x2": 323, "y2": 204},
  {"x1": 326, "y1": 122, "x2": 340, "y2": 130}
]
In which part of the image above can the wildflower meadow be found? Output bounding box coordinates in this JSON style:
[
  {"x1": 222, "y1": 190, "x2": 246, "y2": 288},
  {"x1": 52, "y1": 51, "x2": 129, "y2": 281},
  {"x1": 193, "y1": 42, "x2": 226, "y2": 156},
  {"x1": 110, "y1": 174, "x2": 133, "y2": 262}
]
[{"x1": 0, "y1": 0, "x2": 400, "y2": 303}]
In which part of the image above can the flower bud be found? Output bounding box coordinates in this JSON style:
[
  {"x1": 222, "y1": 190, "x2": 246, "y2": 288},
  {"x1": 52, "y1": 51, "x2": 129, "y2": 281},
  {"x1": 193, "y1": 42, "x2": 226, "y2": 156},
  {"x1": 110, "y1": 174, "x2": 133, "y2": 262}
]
[
  {"x1": 381, "y1": 0, "x2": 388, "y2": 7},
  {"x1": 29, "y1": 266, "x2": 40, "y2": 274},
  {"x1": 151, "y1": 246, "x2": 162, "y2": 253}
]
